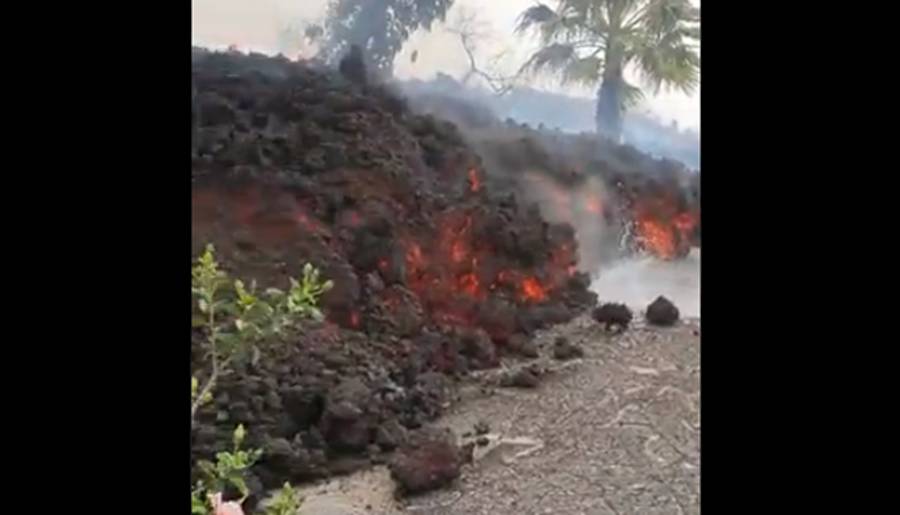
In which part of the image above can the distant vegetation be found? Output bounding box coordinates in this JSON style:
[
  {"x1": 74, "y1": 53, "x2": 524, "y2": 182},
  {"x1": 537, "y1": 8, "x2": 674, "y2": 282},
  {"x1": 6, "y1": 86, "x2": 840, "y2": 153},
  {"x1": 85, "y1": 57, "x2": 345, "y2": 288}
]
[
  {"x1": 514, "y1": 0, "x2": 699, "y2": 141},
  {"x1": 306, "y1": 0, "x2": 698, "y2": 163},
  {"x1": 316, "y1": 0, "x2": 455, "y2": 76},
  {"x1": 400, "y1": 75, "x2": 699, "y2": 169}
]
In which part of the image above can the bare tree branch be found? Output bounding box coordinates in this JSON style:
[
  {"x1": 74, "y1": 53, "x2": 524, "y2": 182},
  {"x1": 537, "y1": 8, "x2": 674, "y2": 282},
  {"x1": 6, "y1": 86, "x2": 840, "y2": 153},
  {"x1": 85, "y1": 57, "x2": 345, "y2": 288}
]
[{"x1": 445, "y1": 9, "x2": 522, "y2": 95}]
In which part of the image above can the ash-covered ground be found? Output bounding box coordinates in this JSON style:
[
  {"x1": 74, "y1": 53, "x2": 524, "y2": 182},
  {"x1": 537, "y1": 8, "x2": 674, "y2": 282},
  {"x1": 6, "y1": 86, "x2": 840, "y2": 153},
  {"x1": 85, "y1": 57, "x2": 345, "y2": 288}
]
[{"x1": 291, "y1": 314, "x2": 700, "y2": 515}]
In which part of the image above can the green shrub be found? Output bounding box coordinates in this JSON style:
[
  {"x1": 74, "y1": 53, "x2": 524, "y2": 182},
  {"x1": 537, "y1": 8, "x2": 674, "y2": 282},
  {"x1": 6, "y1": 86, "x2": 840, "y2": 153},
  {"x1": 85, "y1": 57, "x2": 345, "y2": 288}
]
[
  {"x1": 191, "y1": 425, "x2": 262, "y2": 513},
  {"x1": 191, "y1": 244, "x2": 332, "y2": 422},
  {"x1": 191, "y1": 244, "x2": 330, "y2": 513},
  {"x1": 263, "y1": 483, "x2": 304, "y2": 515}
]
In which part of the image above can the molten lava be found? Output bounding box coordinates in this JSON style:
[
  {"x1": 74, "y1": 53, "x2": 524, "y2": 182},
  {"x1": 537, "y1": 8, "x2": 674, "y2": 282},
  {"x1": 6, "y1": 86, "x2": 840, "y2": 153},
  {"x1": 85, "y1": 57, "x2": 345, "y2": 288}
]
[
  {"x1": 630, "y1": 191, "x2": 698, "y2": 260},
  {"x1": 468, "y1": 168, "x2": 481, "y2": 192},
  {"x1": 520, "y1": 277, "x2": 548, "y2": 302},
  {"x1": 672, "y1": 211, "x2": 698, "y2": 242},
  {"x1": 458, "y1": 272, "x2": 480, "y2": 297},
  {"x1": 636, "y1": 217, "x2": 679, "y2": 259},
  {"x1": 406, "y1": 243, "x2": 425, "y2": 272}
]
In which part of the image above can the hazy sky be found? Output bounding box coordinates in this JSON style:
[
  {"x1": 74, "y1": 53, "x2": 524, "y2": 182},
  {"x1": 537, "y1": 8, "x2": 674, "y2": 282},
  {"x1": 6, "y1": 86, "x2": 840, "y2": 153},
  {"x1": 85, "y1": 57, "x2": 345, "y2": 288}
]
[{"x1": 192, "y1": 0, "x2": 700, "y2": 130}]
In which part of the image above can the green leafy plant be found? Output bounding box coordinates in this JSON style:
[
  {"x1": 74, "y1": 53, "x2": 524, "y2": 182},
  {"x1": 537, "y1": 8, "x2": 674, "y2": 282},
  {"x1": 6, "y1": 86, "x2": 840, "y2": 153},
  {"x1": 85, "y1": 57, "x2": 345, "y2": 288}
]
[
  {"x1": 191, "y1": 484, "x2": 210, "y2": 515},
  {"x1": 267, "y1": 263, "x2": 334, "y2": 323},
  {"x1": 191, "y1": 246, "x2": 332, "y2": 513},
  {"x1": 196, "y1": 425, "x2": 263, "y2": 503},
  {"x1": 191, "y1": 245, "x2": 333, "y2": 422},
  {"x1": 263, "y1": 483, "x2": 304, "y2": 515}
]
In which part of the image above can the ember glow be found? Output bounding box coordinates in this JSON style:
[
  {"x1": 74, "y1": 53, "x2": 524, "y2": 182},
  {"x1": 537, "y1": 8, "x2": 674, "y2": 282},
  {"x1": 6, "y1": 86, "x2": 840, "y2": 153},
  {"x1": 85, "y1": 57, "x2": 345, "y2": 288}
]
[
  {"x1": 406, "y1": 242, "x2": 425, "y2": 273},
  {"x1": 585, "y1": 195, "x2": 602, "y2": 214},
  {"x1": 636, "y1": 217, "x2": 679, "y2": 260},
  {"x1": 468, "y1": 168, "x2": 481, "y2": 192},
  {"x1": 630, "y1": 191, "x2": 698, "y2": 261},
  {"x1": 673, "y1": 211, "x2": 698, "y2": 242},
  {"x1": 520, "y1": 276, "x2": 548, "y2": 302},
  {"x1": 294, "y1": 211, "x2": 318, "y2": 232},
  {"x1": 458, "y1": 272, "x2": 480, "y2": 297}
]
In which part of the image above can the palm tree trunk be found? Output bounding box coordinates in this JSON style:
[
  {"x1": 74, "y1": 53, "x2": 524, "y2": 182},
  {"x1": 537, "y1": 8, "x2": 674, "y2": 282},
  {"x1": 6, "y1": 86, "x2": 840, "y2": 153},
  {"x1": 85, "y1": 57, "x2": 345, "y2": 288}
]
[{"x1": 596, "y1": 46, "x2": 625, "y2": 141}]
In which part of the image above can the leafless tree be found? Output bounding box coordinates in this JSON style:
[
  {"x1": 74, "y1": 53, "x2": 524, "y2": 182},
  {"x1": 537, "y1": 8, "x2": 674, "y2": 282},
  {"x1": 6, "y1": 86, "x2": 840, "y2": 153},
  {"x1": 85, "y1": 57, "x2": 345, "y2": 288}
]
[{"x1": 445, "y1": 9, "x2": 521, "y2": 95}]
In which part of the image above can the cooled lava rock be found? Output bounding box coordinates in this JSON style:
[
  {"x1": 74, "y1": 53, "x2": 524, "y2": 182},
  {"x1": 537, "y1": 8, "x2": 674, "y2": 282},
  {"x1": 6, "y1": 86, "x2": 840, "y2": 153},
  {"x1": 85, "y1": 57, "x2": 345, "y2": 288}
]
[
  {"x1": 500, "y1": 364, "x2": 542, "y2": 388},
  {"x1": 189, "y1": 47, "x2": 691, "y2": 494},
  {"x1": 376, "y1": 419, "x2": 409, "y2": 451},
  {"x1": 318, "y1": 377, "x2": 375, "y2": 453},
  {"x1": 459, "y1": 327, "x2": 500, "y2": 370},
  {"x1": 389, "y1": 428, "x2": 463, "y2": 495},
  {"x1": 592, "y1": 303, "x2": 633, "y2": 332},
  {"x1": 646, "y1": 296, "x2": 680, "y2": 326},
  {"x1": 507, "y1": 333, "x2": 539, "y2": 358},
  {"x1": 552, "y1": 336, "x2": 584, "y2": 360}
]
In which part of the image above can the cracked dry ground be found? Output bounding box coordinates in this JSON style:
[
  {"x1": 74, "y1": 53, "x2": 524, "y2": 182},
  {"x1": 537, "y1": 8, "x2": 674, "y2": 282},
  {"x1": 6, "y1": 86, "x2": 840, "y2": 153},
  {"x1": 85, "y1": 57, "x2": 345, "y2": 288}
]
[{"x1": 297, "y1": 314, "x2": 700, "y2": 515}]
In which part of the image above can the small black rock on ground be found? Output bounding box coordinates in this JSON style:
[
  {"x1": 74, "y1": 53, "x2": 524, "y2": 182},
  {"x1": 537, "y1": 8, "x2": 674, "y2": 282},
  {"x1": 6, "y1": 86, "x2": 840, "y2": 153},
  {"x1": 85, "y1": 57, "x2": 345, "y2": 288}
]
[
  {"x1": 592, "y1": 303, "x2": 633, "y2": 332},
  {"x1": 646, "y1": 296, "x2": 680, "y2": 326}
]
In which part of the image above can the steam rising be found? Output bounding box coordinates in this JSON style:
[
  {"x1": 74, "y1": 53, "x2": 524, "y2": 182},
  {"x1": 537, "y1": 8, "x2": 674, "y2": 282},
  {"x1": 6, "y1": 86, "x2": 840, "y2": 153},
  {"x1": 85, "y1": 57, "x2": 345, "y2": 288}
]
[{"x1": 591, "y1": 250, "x2": 700, "y2": 318}]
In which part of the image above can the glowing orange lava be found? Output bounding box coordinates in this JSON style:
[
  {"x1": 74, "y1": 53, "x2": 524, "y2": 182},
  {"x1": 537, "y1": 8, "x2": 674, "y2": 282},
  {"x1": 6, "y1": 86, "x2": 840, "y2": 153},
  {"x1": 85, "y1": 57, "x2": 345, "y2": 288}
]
[
  {"x1": 468, "y1": 168, "x2": 481, "y2": 192},
  {"x1": 636, "y1": 217, "x2": 678, "y2": 259},
  {"x1": 520, "y1": 277, "x2": 547, "y2": 302},
  {"x1": 672, "y1": 211, "x2": 698, "y2": 241},
  {"x1": 406, "y1": 243, "x2": 424, "y2": 271},
  {"x1": 458, "y1": 273, "x2": 480, "y2": 297}
]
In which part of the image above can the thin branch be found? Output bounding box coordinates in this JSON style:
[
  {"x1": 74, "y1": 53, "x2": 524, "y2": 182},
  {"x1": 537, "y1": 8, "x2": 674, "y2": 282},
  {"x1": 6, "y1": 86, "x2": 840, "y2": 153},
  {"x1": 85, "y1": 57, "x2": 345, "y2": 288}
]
[{"x1": 447, "y1": 12, "x2": 522, "y2": 95}]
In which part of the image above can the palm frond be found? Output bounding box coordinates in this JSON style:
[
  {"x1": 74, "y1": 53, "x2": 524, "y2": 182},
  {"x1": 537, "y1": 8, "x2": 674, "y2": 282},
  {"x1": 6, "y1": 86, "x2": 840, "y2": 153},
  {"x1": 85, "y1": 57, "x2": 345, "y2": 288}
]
[
  {"x1": 620, "y1": 78, "x2": 645, "y2": 109},
  {"x1": 634, "y1": 40, "x2": 699, "y2": 95},
  {"x1": 520, "y1": 43, "x2": 577, "y2": 74},
  {"x1": 516, "y1": 0, "x2": 700, "y2": 128},
  {"x1": 515, "y1": 4, "x2": 558, "y2": 33},
  {"x1": 642, "y1": 0, "x2": 699, "y2": 36},
  {"x1": 561, "y1": 55, "x2": 604, "y2": 86}
]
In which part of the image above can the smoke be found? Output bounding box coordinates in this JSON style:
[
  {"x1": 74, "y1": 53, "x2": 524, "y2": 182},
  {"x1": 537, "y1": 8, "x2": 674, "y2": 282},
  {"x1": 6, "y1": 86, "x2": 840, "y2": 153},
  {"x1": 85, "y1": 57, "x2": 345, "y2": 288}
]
[{"x1": 591, "y1": 249, "x2": 700, "y2": 318}]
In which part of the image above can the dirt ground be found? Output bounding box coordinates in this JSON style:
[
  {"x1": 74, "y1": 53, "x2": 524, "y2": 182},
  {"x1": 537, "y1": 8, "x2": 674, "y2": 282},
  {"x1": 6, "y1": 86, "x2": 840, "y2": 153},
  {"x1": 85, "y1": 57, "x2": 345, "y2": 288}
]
[{"x1": 293, "y1": 313, "x2": 700, "y2": 515}]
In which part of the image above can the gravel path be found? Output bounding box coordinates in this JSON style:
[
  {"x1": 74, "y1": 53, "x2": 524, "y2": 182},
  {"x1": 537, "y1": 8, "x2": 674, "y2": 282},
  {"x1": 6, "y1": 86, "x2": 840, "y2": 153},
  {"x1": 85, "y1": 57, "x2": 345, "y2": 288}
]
[{"x1": 296, "y1": 314, "x2": 700, "y2": 515}]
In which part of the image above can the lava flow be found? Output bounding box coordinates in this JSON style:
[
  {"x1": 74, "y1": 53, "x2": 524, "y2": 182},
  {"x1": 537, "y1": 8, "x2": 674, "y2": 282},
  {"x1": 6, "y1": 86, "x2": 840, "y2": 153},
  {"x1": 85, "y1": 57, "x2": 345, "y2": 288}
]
[
  {"x1": 520, "y1": 276, "x2": 548, "y2": 302},
  {"x1": 627, "y1": 185, "x2": 699, "y2": 260},
  {"x1": 192, "y1": 48, "x2": 598, "y2": 347},
  {"x1": 467, "y1": 168, "x2": 481, "y2": 192}
]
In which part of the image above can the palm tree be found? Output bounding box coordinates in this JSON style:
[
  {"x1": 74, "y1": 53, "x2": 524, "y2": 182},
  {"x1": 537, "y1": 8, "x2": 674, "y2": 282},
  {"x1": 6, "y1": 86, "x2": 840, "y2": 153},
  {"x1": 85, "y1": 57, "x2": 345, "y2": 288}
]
[{"x1": 516, "y1": 0, "x2": 699, "y2": 140}]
